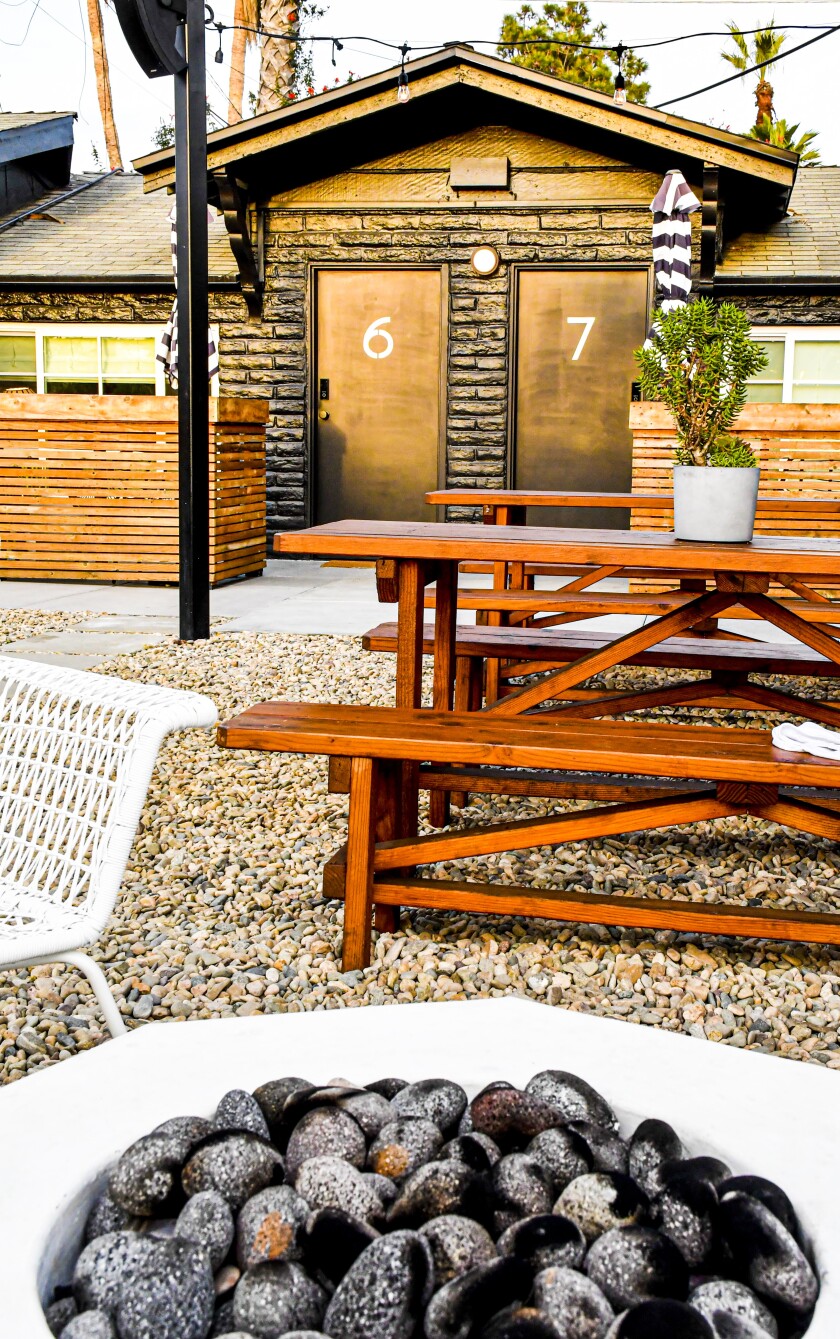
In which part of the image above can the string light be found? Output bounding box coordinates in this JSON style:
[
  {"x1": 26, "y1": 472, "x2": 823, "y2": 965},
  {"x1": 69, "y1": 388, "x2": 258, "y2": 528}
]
[
  {"x1": 214, "y1": 22, "x2": 224, "y2": 65},
  {"x1": 397, "y1": 44, "x2": 410, "y2": 104},
  {"x1": 613, "y1": 43, "x2": 626, "y2": 105}
]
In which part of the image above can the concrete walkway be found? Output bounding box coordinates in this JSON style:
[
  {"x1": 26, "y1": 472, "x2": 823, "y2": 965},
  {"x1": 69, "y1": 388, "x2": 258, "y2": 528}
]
[{"x1": 0, "y1": 559, "x2": 791, "y2": 668}]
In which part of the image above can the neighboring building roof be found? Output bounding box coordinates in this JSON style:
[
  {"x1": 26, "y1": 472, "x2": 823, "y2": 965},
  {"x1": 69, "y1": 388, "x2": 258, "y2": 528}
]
[
  {"x1": 135, "y1": 44, "x2": 797, "y2": 224},
  {"x1": 0, "y1": 112, "x2": 74, "y2": 133},
  {"x1": 719, "y1": 167, "x2": 840, "y2": 279},
  {"x1": 0, "y1": 171, "x2": 236, "y2": 283}
]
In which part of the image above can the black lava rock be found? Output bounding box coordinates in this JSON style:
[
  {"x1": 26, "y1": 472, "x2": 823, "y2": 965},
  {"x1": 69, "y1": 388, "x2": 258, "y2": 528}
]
[
  {"x1": 568, "y1": 1123, "x2": 629, "y2": 1176},
  {"x1": 533, "y1": 1264, "x2": 615, "y2": 1338},
  {"x1": 322, "y1": 1230, "x2": 434, "y2": 1339},
  {"x1": 527, "y1": 1127, "x2": 592, "y2": 1195},
  {"x1": 585, "y1": 1227, "x2": 689, "y2": 1311},
  {"x1": 84, "y1": 1188, "x2": 138, "y2": 1243},
  {"x1": 332, "y1": 1089, "x2": 394, "y2": 1140},
  {"x1": 420, "y1": 1213, "x2": 498, "y2": 1287},
  {"x1": 109, "y1": 1133, "x2": 192, "y2": 1217},
  {"x1": 73, "y1": 1232, "x2": 164, "y2": 1314},
  {"x1": 365, "y1": 1077, "x2": 408, "y2": 1100},
  {"x1": 628, "y1": 1120, "x2": 684, "y2": 1198},
  {"x1": 715, "y1": 1191, "x2": 819, "y2": 1326},
  {"x1": 153, "y1": 1116, "x2": 213, "y2": 1145},
  {"x1": 387, "y1": 1159, "x2": 487, "y2": 1229},
  {"x1": 59, "y1": 1313, "x2": 116, "y2": 1338},
  {"x1": 718, "y1": 1175, "x2": 803, "y2": 1245},
  {"x1": 251, "y1": 1077, "x2": 310, "y2": 1149},
  {"x1": 232, "y1": 1261, "x2": 327, "y2": 1335},
  {"x1": 390, "y1": 1079, "x2": 468, "y2": 1134},
  {"x1": 174, "y1": 1189, "x2": 235, "y2": 1271},
  {"x1": 652, "y1": 1175, "x2": 716, "y2": 1268},
  {"x1": 214, "y1": 1090, "x2": 271, "y2": 1140},
  {"x1": 490, "y1": 1154, "x2": 554, "y2": 1235},
  {"x1": 423, "y1": 1257, "x2": 532, "y2": 1339},
  {"x1": 604, "y1": 1299, "x2": 715, "y2": 1338},
  {"x1": 469, "y1": 1088, "x2": 564, "y2": 1152},
  {"x1": 440, "y1": 1133, "x2": 502, "y2": 1172},
  {"x1": 182, "y1": 1134, "x2": 282, "y2": 1212},
  {"x1": 285, "y1": 1107, "x2": 367, "y2": 1180},
  {"x1": 303, "y1": 1207, "x2": 380, "y2": 1287},
  {"x1": 236, "y1": 1185, "x2": 309, "y2": 1269},
  {"x1": 555, "y1": 1173, "x2": 648, "y2": 1244},
  {"x1": 659, "y1": 1157, "x2": 730, "y2": 1193},
  {"x1": 689, "y1": 1279, "x2": 778, "y2": 1338},
  {"x1": 480, "y1": 1308, "x2": 566, "y2": 1339},
  {"x1": 369, "y1": 1118, "x2": 443, "y2": 1180},
  {"x1": 525, "y1": 1073, "x2": 618, "y2": 1131},
  {"x1": 113, "y1": 1237, "x2": 215, "y2": 1339},
  {"x1": 294, "y1": 1155, "x2": 384, "y2": 1223},
  {"x1": 46, "y1": 1295, "x2": 78, "y2": 1336},
  {"x1": 497, "y1": 1214, "x2": 586, "y2": 1274}
]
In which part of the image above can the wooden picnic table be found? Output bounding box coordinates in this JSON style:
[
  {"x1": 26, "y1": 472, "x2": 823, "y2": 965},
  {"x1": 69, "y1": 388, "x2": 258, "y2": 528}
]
[
  {"x1": 276, "y1": 519, "x2": 840, "y2": 728},
  {"x1": 425, "y1": 488, "x2": 840, "y2": 524}
]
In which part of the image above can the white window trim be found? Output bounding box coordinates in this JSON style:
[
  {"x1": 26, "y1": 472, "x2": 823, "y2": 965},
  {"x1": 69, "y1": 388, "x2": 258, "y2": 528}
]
[
  {"x1": 0, "y1": 322, "x2": 221, "y2": 397},
  {"x1": 750, "y1": 326, "x2": 840, "y2": 403}
]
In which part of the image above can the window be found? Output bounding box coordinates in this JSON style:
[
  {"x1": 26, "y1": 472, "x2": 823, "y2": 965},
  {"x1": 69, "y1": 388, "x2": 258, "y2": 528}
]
[
  {"x1": 0, "y1": 325, "x2": 219, "y2": 396},
  {"x1": 747, "y1": 329, "x2": 840, "y2": 404}
]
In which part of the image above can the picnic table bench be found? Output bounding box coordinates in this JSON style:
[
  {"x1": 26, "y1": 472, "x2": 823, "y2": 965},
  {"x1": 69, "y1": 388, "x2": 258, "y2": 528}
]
[{"x1": 218, "y1": 702, "x2": 840, "y2": 969}]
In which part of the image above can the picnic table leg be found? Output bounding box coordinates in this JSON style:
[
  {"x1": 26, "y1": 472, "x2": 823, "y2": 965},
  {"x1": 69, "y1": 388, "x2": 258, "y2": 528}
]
[
  {"x1": 430, "y1": 559, "x2": 458, "y2": 827},
  {"x1": 387, "y1": 558, "x2": 427, "y2": 933},
  {"x1": 342, "y1": 756, "x2": 377, "y2": 970}
]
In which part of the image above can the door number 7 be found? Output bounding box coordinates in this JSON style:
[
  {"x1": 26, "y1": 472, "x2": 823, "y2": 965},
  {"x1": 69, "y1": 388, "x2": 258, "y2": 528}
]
[{"x1": 567, "y1": 316, "x2": 595, "y2": 361}]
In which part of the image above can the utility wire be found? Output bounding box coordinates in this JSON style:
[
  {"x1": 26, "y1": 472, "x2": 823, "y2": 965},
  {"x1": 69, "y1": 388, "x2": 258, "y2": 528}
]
[{"x1": 655, "y1": 23, "x2": 840, "y2": 109}]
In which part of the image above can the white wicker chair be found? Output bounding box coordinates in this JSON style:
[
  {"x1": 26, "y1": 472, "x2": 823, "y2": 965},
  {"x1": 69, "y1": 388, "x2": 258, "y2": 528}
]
[{"x1": 0, "y1": 655, "x2": 217, "y2": 1038}]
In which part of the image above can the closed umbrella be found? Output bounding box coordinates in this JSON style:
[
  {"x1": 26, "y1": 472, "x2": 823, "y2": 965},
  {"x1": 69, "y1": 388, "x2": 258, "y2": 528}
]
[
  {"x1": 650, "y1": 168, "x2": 701, "y2": 316},
  {"x1": 157, "y1": 201, "x2": 220, "y2": 387}
]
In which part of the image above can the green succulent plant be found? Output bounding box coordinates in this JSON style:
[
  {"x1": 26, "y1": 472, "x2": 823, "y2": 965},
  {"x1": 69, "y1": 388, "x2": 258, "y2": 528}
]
[
  {"x1": 635, "y1": 300, "x2": 767, "y2": 466},
  {"x1": 675, "y1": 434, "x2": 758, "y2": 468}
]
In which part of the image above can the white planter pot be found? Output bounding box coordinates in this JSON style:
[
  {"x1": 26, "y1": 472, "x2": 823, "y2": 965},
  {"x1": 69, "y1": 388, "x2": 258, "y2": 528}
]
[
  {"x1": 673, "y1": 464, "x2": 760, "y2": 542},
  {"x1": 0, "y1": 1000, "x2": 837, "y2": 1336}
]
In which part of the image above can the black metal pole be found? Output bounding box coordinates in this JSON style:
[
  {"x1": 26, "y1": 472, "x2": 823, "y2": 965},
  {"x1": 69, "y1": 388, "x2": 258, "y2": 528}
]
[{"x1": 174, "y1": 0, "x2": 210, "y2": 640}]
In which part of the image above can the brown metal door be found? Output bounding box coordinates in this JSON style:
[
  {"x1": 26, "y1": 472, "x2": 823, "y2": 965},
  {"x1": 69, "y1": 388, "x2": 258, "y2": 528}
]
[
  {"x1": 514, "y1": 269, "x2": 649, "y2": 528},
  {"x1": 314, "y1": 269, "x2": 443, "y2": 523}
]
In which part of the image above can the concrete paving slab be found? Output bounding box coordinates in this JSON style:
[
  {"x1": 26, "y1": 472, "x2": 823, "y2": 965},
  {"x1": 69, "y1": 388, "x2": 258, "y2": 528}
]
[{"x1": 0, "y1": 649, "x2": 109, "y2": 669}]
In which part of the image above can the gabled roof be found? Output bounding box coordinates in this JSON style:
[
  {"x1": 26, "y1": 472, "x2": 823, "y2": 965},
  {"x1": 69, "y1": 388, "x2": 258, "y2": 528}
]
[
  {"x1": 0, "y1": 172, "x2": 235, "y2": 285},
  {"x1": 135, "y1": 44, "x2": 797, "y2": 223}
]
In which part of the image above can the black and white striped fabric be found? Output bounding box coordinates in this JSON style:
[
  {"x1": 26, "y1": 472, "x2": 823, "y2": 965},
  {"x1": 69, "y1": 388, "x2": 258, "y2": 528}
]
[
  {"x1": 651, "y1": 168, "x2": 701, "y2": 314},
  {"x1": 157, "y1": 202, "x2": 220, "y2": 388}
]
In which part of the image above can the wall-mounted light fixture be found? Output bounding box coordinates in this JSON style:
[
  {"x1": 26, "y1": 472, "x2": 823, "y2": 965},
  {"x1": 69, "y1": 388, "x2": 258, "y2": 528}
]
[{"x1": 470, "y1": 244, "x2": 500, "y2": 277}]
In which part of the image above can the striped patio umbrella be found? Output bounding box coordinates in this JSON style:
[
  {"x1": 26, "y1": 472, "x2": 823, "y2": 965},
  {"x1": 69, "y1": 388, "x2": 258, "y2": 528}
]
[
  {"x1": 157, "y1": 202, "x2": 220, "y2": 388},
  {"x1": 650, "y1": 168, "x2": 701, "y2": 315}
]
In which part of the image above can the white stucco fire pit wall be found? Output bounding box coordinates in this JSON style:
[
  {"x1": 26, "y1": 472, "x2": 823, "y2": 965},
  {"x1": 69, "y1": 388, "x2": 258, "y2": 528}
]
[{"x1": 0, "y1": 998, "x2": 836, "y2": 1335}]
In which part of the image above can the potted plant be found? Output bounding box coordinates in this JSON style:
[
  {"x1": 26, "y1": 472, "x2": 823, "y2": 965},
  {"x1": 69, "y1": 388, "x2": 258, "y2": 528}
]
[{"x1": 634, "y1": 298, "x2": 768, "y2": 542}]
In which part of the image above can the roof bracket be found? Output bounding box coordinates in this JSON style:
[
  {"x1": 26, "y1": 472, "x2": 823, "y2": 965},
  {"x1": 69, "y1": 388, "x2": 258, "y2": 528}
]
[
  {"x1": 212, "y1": 169, "x2": 263, "y2": 320},
  {"x1": 699, "y1": 163, "x2": 722, "y2": 288}
]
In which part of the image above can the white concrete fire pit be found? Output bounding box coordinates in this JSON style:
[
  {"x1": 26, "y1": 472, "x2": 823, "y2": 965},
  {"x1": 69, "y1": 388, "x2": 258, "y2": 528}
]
[{"x1": 0, "y1": 998, "x2": 836, "y2": 1336}]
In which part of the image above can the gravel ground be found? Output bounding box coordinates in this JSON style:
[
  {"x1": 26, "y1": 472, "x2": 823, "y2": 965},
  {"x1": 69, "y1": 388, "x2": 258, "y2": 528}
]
[
  {"x1": 2, "y1": 622, "x2": 840, "y2": 1085},
  {"x1": 0, "y1": 608, "x2": 91, "y2": 645}
]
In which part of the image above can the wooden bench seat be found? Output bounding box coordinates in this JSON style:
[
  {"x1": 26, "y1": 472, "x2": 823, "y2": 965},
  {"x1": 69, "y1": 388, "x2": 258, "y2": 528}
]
[
  {"x1": 423, "y1": 587, "x2": 840, "y2": 625},
  {"x1": 218, "y1": 702, "x2": 840, "y2": 968}
]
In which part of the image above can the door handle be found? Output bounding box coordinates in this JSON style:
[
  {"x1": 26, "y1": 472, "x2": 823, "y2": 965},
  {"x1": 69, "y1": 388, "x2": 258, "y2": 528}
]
[{"x1": 318, "y1": 409, "x2": 330, "y2": 421}]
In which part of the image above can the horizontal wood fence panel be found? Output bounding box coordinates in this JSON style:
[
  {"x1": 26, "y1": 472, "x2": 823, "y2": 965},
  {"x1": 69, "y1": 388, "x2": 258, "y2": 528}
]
[
  {"x1": 0, "y1": 395, "x2": 267, "y2": 585},
  {"x1": 630, "y1": 403, "x2": 840, "y2": 595}
]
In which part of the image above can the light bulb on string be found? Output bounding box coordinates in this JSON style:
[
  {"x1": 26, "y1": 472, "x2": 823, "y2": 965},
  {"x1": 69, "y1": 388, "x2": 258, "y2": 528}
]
[
  {"x1": 397, "y1": 45, "x2": 410, "y2": 104},
  {"x1": 214, "y1": 22, "x2": 224, "y2": 64},
  {"x1": 613, "y1": 43, "x2": 627, "y2": 104}
]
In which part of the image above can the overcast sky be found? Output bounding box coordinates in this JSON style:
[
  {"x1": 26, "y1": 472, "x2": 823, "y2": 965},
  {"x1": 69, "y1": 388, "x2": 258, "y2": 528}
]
[{"x1": 1, "y1": 1, "x2": 839, "y2": 170}]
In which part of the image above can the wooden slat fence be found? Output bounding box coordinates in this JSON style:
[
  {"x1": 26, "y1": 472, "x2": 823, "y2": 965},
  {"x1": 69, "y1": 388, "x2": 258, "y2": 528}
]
[{"x1": 0, "y1": 395, "x2": 268, "y2": 585}]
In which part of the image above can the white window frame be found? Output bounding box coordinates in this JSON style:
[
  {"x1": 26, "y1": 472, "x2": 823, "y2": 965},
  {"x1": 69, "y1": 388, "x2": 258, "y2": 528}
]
[
  {"x1": 750, "y1": 326, "x2": 840, "y2": 403},
  {"x1": 0, "y1": 322, "x2": 221, "y2": 396}
]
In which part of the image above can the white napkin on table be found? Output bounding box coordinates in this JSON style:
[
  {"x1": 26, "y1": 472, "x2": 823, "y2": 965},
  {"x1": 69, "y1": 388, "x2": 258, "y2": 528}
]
[{"x1": 772, "y1": 721, "x2": 840, "y2": 760}]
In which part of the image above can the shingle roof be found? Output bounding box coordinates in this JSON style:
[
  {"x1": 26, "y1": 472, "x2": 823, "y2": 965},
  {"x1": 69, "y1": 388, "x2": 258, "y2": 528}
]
[
  {"x1": 719, "y1": 167, "x2": 840, "y2": 277},
  {"x1": 0, "y1": 112, "x2": 74, "y2": 132},
  {"x1": 0, "y1": 171, "x2": 235, "y2": 282}
]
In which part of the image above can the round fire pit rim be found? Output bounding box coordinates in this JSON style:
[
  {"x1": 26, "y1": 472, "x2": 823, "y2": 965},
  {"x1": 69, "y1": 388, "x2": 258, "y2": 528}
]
[{"x1": 0, "y1": 998, "x2": 834, "y2": 1337}]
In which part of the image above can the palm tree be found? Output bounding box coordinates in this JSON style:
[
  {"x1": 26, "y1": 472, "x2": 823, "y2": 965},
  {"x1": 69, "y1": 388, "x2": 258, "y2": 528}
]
[
  {"x1": 228, "y1": 0, "x2": 258, "y2": 124},
  {"x1": 751, "y1": 115, "x2": 820, "y2": 164},
  {"x1": 721, "y1": 23, "x2": 785, "y2": 126},
  {"x1": 227, "y1": 1, "x2": 298, "y2": 119},
  {"x1": 86, "y1": 0, "x2": 123, "y2": 168}
]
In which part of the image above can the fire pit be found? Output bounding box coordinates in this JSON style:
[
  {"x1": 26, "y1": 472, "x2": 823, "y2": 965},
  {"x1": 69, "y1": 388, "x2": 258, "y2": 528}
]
[{"x1": 0, "y1": 999, "x2": 836, "y2": 1336}]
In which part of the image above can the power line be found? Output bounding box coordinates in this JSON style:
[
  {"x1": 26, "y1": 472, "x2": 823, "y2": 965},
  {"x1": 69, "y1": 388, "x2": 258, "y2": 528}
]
[{"x1": 655, "y1": 24, "x2": 840, "y2": 109}]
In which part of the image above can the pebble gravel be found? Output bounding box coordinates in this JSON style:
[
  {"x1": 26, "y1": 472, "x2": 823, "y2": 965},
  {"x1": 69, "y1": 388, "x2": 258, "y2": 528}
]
[{"x1": 2, "y1": 616, "x2": 840, "y2": 1086}]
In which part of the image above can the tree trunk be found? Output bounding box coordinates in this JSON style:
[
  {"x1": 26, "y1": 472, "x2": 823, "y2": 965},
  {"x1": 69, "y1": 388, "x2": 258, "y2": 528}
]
[
  {"x1": 86, "y1": 0, "x2": 123, "y2": 169},
  {"x1": 256, "y1": 0, "x2": 297, "y2": 115},
  {"x1": 228, "y1": 0, "x2": 249, "y2": 124}
]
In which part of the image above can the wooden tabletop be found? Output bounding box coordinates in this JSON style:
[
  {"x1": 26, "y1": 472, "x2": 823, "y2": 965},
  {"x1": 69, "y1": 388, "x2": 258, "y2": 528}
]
[
  {"x1": 425, "y1": 489, "x2": 840, "y2": 516},
  {"x1": 275, "y1": 520, "x2": 840, "y2": 576}
]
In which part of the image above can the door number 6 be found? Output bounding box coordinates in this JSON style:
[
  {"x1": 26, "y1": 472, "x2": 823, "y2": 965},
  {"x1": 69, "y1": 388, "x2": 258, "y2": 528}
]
[
  {"x1": 363, "y1": 316, "x2": 394, "y2": 360},
  {"x1": 567, "y1": 316, "x2": 595, "y2": 361}
]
